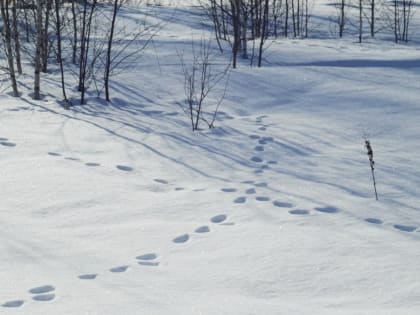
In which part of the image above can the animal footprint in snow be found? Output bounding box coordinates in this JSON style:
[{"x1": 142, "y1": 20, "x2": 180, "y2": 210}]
[
  {"x1": 221, "y1": 188, "x2": 237, "y2": 193},
  {"x1": 48, "y1": 152, "x2": 61, "y2": 156},
  {"x1": 393, "y1": 224, "x2": 417, "y2": 232},
  {"x1": 85, "y1": 162, "x2": 100, "y2": 167},
  {"x1": 365, "y1": 218, "x2": 383, "y2": 225},
  {"x1": 173, "y1": 234, "x2": 189, "y2": 244},
  {"x1": 110, "y1": 265, "x2": 130, "y2": 273},
  {"x1": 29, "y1": 285, "x2": 55, "y2": 302},
  {"x1": 29, "y1": 285, "x2": 55, "y2": 295},
  {"x1": 116, "y1": 165, "x2": 133, "y2": 172},
  {"x1": 251, "y1": 156, "x2": 263, "y2": 163},
  {"x1": 246, "y1": 188, "x2": 256, "y2": 195},
  {"x1": 0, "y1": 141, "x2": 16, "y2": 147},
  {"x1": 195, "y1": 226, "x2": 210, "y2": 233},
  {"x1": 249, "y1": 135, "x2": 260, "y2": 140},
  {"x1": 33, "y1": 294, "x2": 55, "y2": 302},
  {"x1": 314, "y1": 206, "x2": 339, "y2": 214},
  {"x1": 211, "y1": 214, "x2": 227, "y2": 224},
  {"x1": 273, "y1": 200, "x2": 293, "y2": 208},
  {"x1": 289, "y1": 209, "x2": 310, "y2": 215},
  {"x1": 78, "y1": 274, "x2": 98, "y2": 280},
  {"x1": 2, "y1": 300, "x2": 24, "y2": 308},
  {"x1": 256, "y1": 196, "x2": 270, "y2": 202},
  {"x1": 0, "y1": 137, "x2": 9, "y2": 141},
  {"x1": 137, "y1": 253, "x2": 159, "y2": 266},
  {"x1": 234, "y1": 196, "x2": 246, "y2": 204},
  {"x1": 254, "y1": 182, "x2": 268, "y2": 187},
  {"x1": 254, "y1": 146, "x2": 264, "y2": 152}
]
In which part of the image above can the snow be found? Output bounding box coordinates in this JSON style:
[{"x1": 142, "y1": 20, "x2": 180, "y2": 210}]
[{"x1": 1, "y1": 1, "x2": 420, "y2": 314}]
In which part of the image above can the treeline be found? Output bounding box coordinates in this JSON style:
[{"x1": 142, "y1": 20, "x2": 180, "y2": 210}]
[
  {"x1": 0, "y1": 0, "x2": 154, "y2": 106},
  {"x1": 199, "y1": 0, "x2": 417, "y2": 67}
]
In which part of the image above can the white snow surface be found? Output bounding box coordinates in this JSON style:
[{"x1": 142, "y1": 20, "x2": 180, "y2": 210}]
[{"x1": 1, "y1": 2, "x2": 420, "y2": 314}]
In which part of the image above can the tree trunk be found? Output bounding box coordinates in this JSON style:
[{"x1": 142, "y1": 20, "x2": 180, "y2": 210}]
[
  {"x1": 54, "y1": 0, "x2": 69, "y2": 107},
  {"x1": 34, "y1": 0, "x2": 43, "y2": 99},
  {"x1": 105, "y1": 0, "x2": 120, "y2": 102},
  {"x1": 11, "y1": 0, "x2": 22, "y2": 74},
  {"x1": 0, "y1": 0, "x2": 19, "y2": 96}
]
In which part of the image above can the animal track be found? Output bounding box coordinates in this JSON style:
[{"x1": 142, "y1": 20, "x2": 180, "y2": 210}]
[
  {"x1": 273, "y1": 200, "x2": 293, "y2": 208},
  {"x1": 29, "y1": 285, "x2": 55, "y2": 294},
  {"x1": 195, "y1": 226, "x2": 210, "y2": 233},
  {"x1": 137, "y1": 253, "x2": 158, "y2": 260},
  {"x1": 174, "y1": 187, "x2": 185, "y2": 191},
  {"x1": 137, "y1": 253, "x2": 159, "y2": 266},
  {"x1": 221, "y1": 188, "x2": 237, "y2": 193},
  {"x1": 393, "y1": 224, "x2": 417, "y2": 232},
  {"x1": 138, "y1": 261, "x2": 160, "y2": 266},
  {"x1": 246, "y1": 188, "x2": 256, "y2": 194},
  {"x1": 2, "y1": 300, "x2": 24, "y2": 308},
  {"x1": 365, "y1": 218, "x2": 383, "y2": 225},
  {"x1": 48, "y1": 152, "x2": 61, "y2": 156},
  {"x1": 110, "y1": 265, "x2": 130, "y2": 273},
  {"x1": 289, "y1": 209, "x2": 310, "y2": 215},
  {"x1": 173, "y1": 234, "x2": 190, "y2": 244},
  {"x1": 314, "y1": 206, "x2": 339, "y2": 214},
  {"x1": 254, "y1": 146, "x2": 264, "y2": 152},
  {"x1": 78, "y1": 274, "x2": 97, "y2": 280},
  {"x1": 0, "y1": 137, "x2": 8, "y2": 141},
  {"x1": 251, "y1": 156, "x2": 263, "y2": 163},
  {"x1": 85, "y1": 162, "x2": 100, "y2": 167},
  {"x1": 33, "y1": 294, "x2": 55, "y2": 302},
  {"x1": 211, "y1": 214, "x2": 227, "y2": 224},
  {"x1": 29, "y1": 285, "x2": 56, "y2": 302},
  {"x1": 256, "y1": 196, "x2": 270, "y2": 202},
  {"x1": 116, "y1": 165, "x2": 133, "y2": 172},
  {"x1": 249, "y1": 135, "x2": 260, "y2": 140},
  {"x1": 234, "y1": 196, "x2": 247, "y2": 204},
  {"x1": 0, "y1": 141, "x2": 16, "y2": 147},
  {"x1": 254, "y1": 182, "x2": 268, "y2": 187}
]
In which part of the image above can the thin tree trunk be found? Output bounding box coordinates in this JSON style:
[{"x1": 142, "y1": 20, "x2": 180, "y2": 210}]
[
  {"x1": 0, "y1": 0, "x2": 19, "y2": 96},
  {"x1": 11, "y1": 0, "x2": 22, "y2": 74},
  {"x1": 54, "y1": 0, "x2": 69, "y2": 107},
  {"x1": 34, "y1": 0, "x2": 43, "y2": 99},
  {"x1": 257, "y1": 0, "x2": 269, "y2": 67},
  {"x1": 41, "y1": 0, "x2": 51, "y2": 73},
  {"x1": 105, "y1": 0, "x2": 120, "y2": 102},
  {"x1": 72, "y1": 0, "x2": 78, "y2": 64}
]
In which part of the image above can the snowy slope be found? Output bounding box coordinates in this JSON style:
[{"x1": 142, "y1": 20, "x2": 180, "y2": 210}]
[{"x1": 1, "y1": 2, "x2": 420, "y2": 314}]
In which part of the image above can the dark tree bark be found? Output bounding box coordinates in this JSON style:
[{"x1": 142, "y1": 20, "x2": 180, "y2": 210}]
[
  {"x1": 104, "y1": 0, "x2": 120, "y2": 102},
  {"x1": 54, "y1": 0, "x2": 69, "y2": 107},
  {"x1": 0, "y1": 0, "x2": 19, "y2": 96}
]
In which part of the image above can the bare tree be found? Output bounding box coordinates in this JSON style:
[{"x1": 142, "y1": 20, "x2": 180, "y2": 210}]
[
  {"x1": 0, "y1": 0, "x2": 19, "y2": 96},
  {"x1": 34, "y1": 0, "x2": 43, "y2": 99},
  {"x1": 104, "y1": 0, "x2": 122, "y2": 102},
  {"x1": 179, "y1": 38, "x2": 230, "y2": 131},
  {"x1": 54, "y1": 0, "x2": 69, "y2": 107}
]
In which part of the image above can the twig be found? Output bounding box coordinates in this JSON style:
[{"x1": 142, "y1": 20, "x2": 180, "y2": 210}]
[{"x1": 365, "y1": 139, "x2": 378, "y2": 201}]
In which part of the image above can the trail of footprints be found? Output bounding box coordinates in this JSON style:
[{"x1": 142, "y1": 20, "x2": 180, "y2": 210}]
[
  {"x1": 2, "y1": 286, "x2": 55, "y2": 308},
  {"x1": 2, "y1": 118, "x2": 419, "y2": 309},
  {"x1": 1, "y1": 213, "x2": 232, "y2": 309}
]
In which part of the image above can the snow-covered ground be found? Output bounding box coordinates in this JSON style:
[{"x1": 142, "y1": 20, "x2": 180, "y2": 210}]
[{"x1": 1, "y1": 2, "x2": 420, "y2": 314}]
